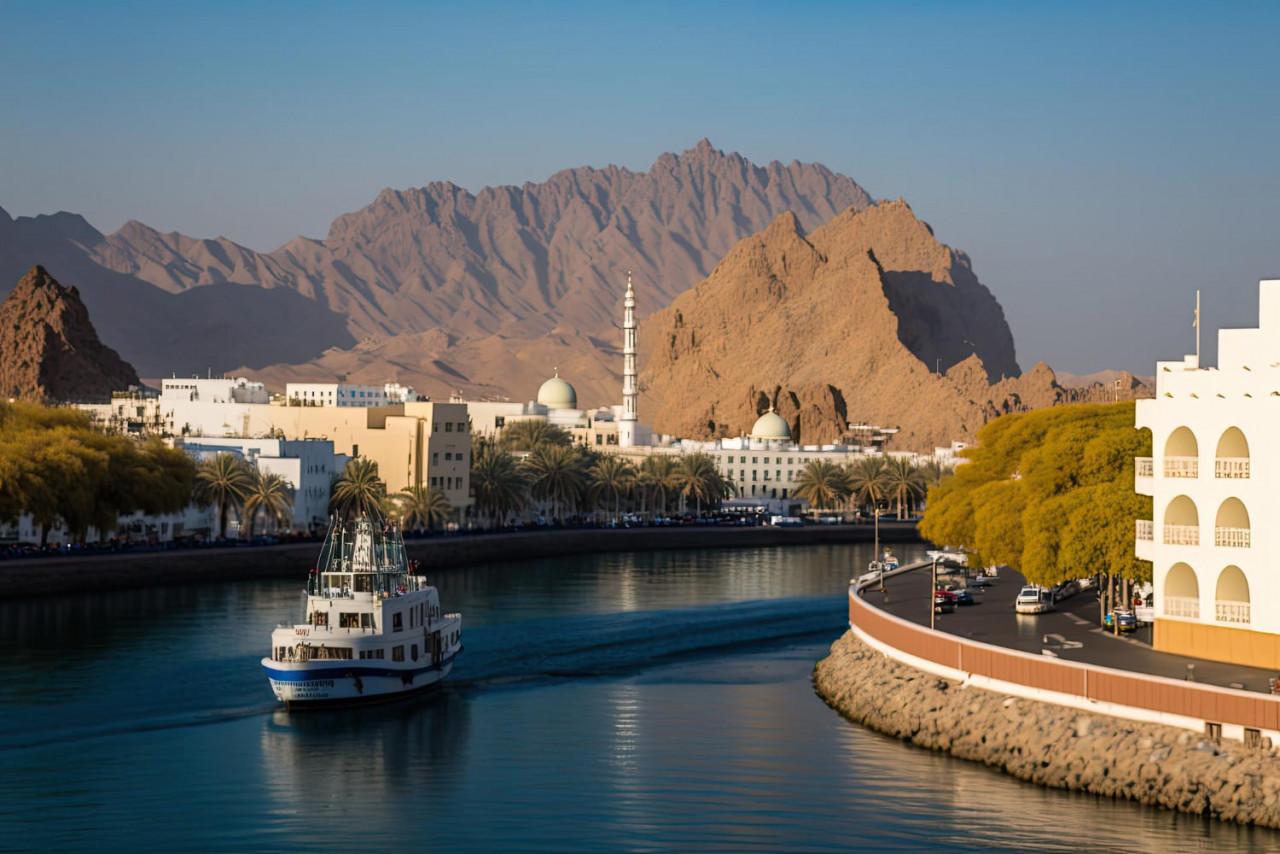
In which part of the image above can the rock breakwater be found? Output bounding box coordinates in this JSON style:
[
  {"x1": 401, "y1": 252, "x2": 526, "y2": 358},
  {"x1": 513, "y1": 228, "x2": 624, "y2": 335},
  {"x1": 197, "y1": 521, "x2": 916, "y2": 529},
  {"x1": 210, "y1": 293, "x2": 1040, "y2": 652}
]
[{"x1": 814, "y1": 631, "x2": 1280, "y2": 827}]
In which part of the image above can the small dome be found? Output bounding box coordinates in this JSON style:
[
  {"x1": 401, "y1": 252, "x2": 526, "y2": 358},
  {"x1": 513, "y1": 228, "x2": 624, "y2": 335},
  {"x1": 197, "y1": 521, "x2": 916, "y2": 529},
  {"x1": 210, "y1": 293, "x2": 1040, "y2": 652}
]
[
  {"x1": 537, "y1": 373, "x2": 577, "y2": 409},
  {"x1": 750, "y1": 410, "x2": 791, "y2": 440}
]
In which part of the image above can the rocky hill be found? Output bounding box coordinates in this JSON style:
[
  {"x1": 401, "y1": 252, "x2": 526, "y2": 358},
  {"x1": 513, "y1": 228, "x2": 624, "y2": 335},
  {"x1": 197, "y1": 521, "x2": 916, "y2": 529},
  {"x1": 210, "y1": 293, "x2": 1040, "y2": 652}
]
[
  {"x1": 0, "y1": 265, "x2": 139, "y2": 403},
  {"x1": 640, "y1": 202, "x2": 1072, "y2": 451}
]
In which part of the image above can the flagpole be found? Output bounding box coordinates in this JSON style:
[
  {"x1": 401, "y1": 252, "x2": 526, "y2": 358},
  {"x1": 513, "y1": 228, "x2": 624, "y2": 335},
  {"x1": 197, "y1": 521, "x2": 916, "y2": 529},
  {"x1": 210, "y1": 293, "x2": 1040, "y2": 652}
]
[{"x1": 1195, "y1": 289, "x2": 1201, "y2": 365}]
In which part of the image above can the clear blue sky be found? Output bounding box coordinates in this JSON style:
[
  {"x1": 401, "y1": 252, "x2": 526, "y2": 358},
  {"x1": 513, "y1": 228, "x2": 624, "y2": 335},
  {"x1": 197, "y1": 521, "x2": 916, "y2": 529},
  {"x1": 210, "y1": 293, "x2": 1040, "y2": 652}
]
[{"x1": 2, "y1": 0, "x2": 1278, "y2": 375}]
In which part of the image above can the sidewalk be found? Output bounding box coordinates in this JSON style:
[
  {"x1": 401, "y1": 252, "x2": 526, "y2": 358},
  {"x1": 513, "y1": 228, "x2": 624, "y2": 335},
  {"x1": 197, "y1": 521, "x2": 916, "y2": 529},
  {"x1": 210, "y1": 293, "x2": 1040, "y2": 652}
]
[{"x1": 863, "y1": 564, "x2": 1280, "y2": 695}]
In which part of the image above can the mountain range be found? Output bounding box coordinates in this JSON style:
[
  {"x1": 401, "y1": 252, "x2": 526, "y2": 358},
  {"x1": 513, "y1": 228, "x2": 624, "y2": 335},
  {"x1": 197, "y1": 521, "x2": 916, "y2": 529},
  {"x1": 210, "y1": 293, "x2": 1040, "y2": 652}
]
[{"x1": 0, "y1": 140, "x2": 1148, "y2": 448}]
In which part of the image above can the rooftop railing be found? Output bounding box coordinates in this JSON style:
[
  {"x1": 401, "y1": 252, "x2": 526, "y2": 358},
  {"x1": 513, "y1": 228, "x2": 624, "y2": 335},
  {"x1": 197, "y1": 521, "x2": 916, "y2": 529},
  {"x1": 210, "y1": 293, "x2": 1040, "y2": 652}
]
[
  {"x1": 1214, "y1": 527, "x2": 1251, "y2": 548},
  {"x1": 1163, "y1": 523, "x2": 1200, "y2": 546},
  {"x1": 1215, "y1": 600, "x2": 1251, "y2": 624},
  {"x1": 1164, "y1": 596, "x2": 1200, "y2": 620},
  {"x1": 1163, "y1": 457, "x2": 1198, "y2": 478},
  {"x1": 1135, "y1": 457, "x2": 1154, "y2": 478},
  {"x1": 1215, "y1": 458, "x2": 1250, "y2": 479}
]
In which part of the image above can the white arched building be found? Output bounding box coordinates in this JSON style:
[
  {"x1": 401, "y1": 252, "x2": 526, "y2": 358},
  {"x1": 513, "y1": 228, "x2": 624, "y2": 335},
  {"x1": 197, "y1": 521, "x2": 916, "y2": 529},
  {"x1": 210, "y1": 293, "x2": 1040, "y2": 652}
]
[{"x1": 1135, "y1": 279, "x2": 1280, "y2": 668}]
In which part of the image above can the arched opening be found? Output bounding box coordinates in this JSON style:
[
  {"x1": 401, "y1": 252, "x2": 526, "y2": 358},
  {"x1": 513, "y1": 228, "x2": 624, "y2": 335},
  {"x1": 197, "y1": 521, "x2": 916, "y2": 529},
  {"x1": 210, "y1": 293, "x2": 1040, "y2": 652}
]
[
  {"x1": 1164, "y1": 562, "x2": 1199, "y2": 619},
  {"x1": 1163, "y1": 427, "x2": 1199, "y2": 478},
  {"x1": 1215, "y1": 427, "x2": 1251, "y2": 478},
  {"x1": 1214, "y1": 498, "x2": 1251, "y2": 547},
  {"x1": 1163, "y1": 495, "x2": 1199, "y2": 545},
  {"x1": 1214, "y1": 565, "x2": 1250, "y2": 624}
]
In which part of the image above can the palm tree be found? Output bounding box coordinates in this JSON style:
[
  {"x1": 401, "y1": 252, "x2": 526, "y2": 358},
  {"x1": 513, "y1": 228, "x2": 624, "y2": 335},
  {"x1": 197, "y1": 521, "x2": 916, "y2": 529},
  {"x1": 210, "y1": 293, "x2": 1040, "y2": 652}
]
[
  {"x1": 522, "y1": 443, "x2": 585, "y2": 522},
  {"x1": 794, "y1": 459, "x2": 850, "y2": 512},
  {"x1": 471, "y1": 443, "x2": 528, "y2": 529},
  {"x1": 499, "y1": 419, "x2": 571, "y2": 453},
  {"x1": 330, "y1": 458, "x2": 387, "y2": 520},
  {"x1": 398, "y1": 485, "x2": 453, "y2": 531},
  {"x1": 674, "y1": 452, "x2": 733, "y2": 516},
  {"x1": 242, "y1": 470, "x2": 294, "y2": 537},
  {"x1": 883, "y1": 457, "x2": 927, "y2": 519},
  {"x1": 637, "y1": 454, "x2": 678, "y2": 518},
  {"x1": 846, "y1": 456, "x2": 889, "y2": 516},
  {"x1": 194, "y1": 452, "x2": 254, "y2": 538},
  {"x1": 588, "y1": 454, "x2": 636, "y2": 521}
]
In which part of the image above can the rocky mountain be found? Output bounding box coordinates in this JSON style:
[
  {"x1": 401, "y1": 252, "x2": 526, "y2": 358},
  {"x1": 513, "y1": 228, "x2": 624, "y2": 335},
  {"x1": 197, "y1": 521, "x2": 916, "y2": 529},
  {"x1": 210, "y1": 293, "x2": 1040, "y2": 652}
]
[
  {"x1": 0, "y1": 141, "x2": 872, "y2": 397},
  {"x1": 0, "y1": 265, "x2": 139, "y2": 403},
  {"x1": 640, "y1": 202, "x2": 1068, "y2": 451}
]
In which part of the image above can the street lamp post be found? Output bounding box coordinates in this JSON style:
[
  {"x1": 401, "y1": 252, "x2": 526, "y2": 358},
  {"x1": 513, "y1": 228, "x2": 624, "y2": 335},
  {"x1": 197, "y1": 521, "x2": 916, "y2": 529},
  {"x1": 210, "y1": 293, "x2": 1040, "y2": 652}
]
[
  {"x1": 931, "y1": 556, "x2": 938, "y2": 630},
  {"x1": 875, "y1": 507, "x2": 885, "y2": 593}
]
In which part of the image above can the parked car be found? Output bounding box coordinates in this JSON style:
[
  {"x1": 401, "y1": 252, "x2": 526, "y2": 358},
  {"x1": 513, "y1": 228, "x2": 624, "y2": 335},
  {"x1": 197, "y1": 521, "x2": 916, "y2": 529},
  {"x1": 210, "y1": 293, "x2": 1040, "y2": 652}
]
[
  {"x1": 1104, "y1": 610, "x2": 1138, "y2": 633},
  {"x1": 949, "y1": 588, "x2": 975, "y2": 606},
  {"x1": 934, "y1": 589, "x2": 957, "y2": 614},
  {"x1": 1015, "y1": 585, "x2": 1054, "y2": 614},
  {"x1": 968, "y1": 575, "x2": 992, "y2": 588}
]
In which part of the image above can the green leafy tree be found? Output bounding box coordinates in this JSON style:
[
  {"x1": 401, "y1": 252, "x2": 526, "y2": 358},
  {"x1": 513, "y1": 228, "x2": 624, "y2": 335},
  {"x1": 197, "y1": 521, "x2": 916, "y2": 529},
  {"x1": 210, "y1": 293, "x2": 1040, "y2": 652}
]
[
  {"x1": 398, "y1": 485, "x2": 453, "y2": 531},
  {"x1": 846, "y1": 456, "x2": 889, "y2": 514},
  {"x1": 471, "y1": 441, "x2": 528, "y2": 528},
  {"x1": 329, "y1": 457, "x2": 387, "y2": 521},
  {"x1": 499, "y1": 420, "x2": 571, "y2": 453},
  {"x1": 243, "y1": 470, "x2": 294, "y2": 536},
  {"x1": 920, "y1": 402, "x2": 1152, "y2": 587},
  {"x1": 637, "y1": 454, "x2": 678, "y2": 518},
  {"x1": 883, "y1": 457, "x2": 927, "y2": 519},
  {"x1": 522, "y1": 443, "x2": 585, "y2": 521},
  {"x1": 794, "y1": 459, "x2": 850, "y2": 511},
  {"x1": 194, "y1": 452, "x2": 255, "y2": 538},
  {"x1": 588, "y1": 454, "x2": 636, "y2": 521},
  {"x1": 674, "y1": 452, "x2": 733, "y2": 516}
]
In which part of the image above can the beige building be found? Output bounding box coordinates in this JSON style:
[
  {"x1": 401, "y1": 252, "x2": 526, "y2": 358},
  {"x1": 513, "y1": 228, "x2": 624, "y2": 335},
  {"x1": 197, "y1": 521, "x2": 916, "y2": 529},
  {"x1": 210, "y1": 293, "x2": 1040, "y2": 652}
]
[{"x1": 263, "y1": 401, "x2": 471, "y2": 521}]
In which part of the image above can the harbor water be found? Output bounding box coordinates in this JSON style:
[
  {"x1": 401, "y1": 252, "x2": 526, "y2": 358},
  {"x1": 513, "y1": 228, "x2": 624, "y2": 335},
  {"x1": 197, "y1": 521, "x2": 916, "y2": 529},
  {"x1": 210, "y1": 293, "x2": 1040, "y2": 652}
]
[{"x1": 1, "y1": 543, "x2": 1276, "y2": 852}]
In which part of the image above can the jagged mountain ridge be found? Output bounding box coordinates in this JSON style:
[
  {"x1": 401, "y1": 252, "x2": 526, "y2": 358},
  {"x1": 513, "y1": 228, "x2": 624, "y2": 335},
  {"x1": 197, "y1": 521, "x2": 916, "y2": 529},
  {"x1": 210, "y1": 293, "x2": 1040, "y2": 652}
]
[{"x1": 0, "y1": 265, "x2": 139, "y2": 403}]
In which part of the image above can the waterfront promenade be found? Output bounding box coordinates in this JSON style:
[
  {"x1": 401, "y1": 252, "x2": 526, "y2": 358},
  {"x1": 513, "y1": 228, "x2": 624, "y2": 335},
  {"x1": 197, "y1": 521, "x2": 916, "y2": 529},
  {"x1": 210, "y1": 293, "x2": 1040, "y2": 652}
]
[
  {"x1": 867, "y1": 563, "x2": 1280, "y2": 695},
  {"x1": 0, "y1": 521, "x2": 921, "y2": 599}
]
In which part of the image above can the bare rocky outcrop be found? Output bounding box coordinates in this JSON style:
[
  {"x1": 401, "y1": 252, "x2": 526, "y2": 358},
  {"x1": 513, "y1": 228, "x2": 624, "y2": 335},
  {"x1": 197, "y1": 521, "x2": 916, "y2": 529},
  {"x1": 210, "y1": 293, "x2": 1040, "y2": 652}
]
[
  {"x1": 814, "y1": 632, "x2": 1280, "y2": 827},
  {"x1": 640, "y1": 203, "x2": 1069, "y2": 451},
  {"x1": 0, "y1": 265, "x2": 139, "y2": 402}
]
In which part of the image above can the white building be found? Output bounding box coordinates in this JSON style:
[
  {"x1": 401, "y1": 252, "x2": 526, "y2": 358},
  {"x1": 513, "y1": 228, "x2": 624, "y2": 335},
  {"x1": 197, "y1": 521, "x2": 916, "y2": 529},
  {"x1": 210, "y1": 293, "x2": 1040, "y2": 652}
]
[
  {"x1": 1135, "y1": 279, "x2": 1280, "y2": 669},
  {"x1": 284, "y1": 382, "x2": 417, "y2": 408},
  {"x1": 178, "y1": 437, "x2": 345, "y2": 531}
]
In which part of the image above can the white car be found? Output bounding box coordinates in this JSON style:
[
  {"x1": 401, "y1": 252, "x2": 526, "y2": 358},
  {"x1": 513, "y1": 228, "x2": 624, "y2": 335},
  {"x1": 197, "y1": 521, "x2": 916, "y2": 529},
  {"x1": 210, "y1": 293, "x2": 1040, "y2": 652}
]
[{"x1": 1015, "y1": 585, "x2": 1054, "y2": 614}]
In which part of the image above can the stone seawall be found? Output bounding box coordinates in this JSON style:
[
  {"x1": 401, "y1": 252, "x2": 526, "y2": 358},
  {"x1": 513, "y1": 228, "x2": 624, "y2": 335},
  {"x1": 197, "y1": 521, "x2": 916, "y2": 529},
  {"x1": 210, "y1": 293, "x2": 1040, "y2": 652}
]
[
  {"x1": 814, "y1": 631, "x2": 1280, "y2": 827},
  {"x1": 0, "y1": 523, "x2": 919, "y2": 600}
]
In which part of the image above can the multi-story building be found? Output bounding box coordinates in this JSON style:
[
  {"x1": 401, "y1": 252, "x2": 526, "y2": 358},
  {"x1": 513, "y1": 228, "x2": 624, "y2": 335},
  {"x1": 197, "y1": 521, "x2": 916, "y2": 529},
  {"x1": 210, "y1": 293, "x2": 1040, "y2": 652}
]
[
  {"x1": 1135, "y1": 279, "x2": 1280, "y2": 668},
  {"x1": 284, "y1": 382, "x2": 417, "y2": 408},
  {"x1": 262, "y1": 401, "x2": 471, "y2": 521}
]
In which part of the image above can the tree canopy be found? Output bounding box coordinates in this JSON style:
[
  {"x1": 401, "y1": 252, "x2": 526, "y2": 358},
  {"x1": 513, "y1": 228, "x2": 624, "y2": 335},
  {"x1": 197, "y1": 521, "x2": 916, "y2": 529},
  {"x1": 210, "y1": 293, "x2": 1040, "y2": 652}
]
[
  {"x1": 0, "y1": 402, "x2": 196, "y2": 543},
  {"x1": 919, "y1": 402, "x2": 1152, "y2": 587}
]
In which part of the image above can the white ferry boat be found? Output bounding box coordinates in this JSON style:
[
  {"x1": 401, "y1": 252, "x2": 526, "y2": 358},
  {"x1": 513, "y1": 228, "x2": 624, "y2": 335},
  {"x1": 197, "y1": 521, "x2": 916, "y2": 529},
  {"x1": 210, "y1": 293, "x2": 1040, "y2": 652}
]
[{"x1": 262, "y1": 515, "x2": 462, "y2": 708}]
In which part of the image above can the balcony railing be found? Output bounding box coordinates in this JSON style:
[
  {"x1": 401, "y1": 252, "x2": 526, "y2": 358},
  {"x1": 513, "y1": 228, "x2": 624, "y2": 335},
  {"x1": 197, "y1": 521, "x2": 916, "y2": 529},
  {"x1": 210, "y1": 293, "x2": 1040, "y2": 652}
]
[
  {"x1": 1215, "y1": 457, "x2": 1250, "y2": 479},
  {"x1": 1135, "y1": 457, "x2": 1154, "y2": 477},
  {"x1": 1163, "y1": 457, "x2": 1199, "y2": 478},
  {"x1": 1215, "y1": 600, "x2": 1251, "y2": 624},
  {"x1": 1214, "y1": 527, "x2": 1251, "y2": 548},
  {"x1": 1163, "y1": 523, "x2": 1200, "y2": 546},
  {"x1": 1164, "y1": 596, "x2": 1200, "y2": 619},
  {"x1": 1135, "y1": 519, "x2": 1154, "y2": 541}
]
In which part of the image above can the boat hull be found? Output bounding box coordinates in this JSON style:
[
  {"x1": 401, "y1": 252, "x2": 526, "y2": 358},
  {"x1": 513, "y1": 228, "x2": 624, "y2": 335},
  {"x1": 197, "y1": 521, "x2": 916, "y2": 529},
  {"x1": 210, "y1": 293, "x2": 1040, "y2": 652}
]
[{"x1": 262, "y1": 654, "x2": 457, "y2": 709}]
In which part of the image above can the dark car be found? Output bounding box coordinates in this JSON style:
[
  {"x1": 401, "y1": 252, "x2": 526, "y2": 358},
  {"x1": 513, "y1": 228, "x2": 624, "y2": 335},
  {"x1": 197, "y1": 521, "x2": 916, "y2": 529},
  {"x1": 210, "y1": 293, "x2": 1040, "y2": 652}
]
[
  {"x1": 950, "y1": 588, "x2": 975, "y2": 606},
  {"x1": 1103, "y1": 610, "x2": 1137, "y2": 633}
]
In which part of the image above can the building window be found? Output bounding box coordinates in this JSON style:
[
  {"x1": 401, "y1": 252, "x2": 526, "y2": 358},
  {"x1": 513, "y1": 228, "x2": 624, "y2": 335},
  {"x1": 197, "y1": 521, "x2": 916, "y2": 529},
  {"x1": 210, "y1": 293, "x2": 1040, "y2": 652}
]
[
  {"x1": 457, "y1": 423, "x2": 465, "y2": 432},
  {"x1": 392, "y1": 613, "x2": 403, "y2": 632},
  {"x1": 392, "y1": 646, "x2": 405, "y2": 662},
  {"x1": 446, "y1": 422, "x2": 453, "y2": 432}
]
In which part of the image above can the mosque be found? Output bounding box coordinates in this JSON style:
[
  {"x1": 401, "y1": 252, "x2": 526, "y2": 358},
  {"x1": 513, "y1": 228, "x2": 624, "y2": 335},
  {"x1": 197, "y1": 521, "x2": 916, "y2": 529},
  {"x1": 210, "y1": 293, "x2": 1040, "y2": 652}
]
[{"x1": 460, "y1": 273, "x2": 928, "y2": 514}]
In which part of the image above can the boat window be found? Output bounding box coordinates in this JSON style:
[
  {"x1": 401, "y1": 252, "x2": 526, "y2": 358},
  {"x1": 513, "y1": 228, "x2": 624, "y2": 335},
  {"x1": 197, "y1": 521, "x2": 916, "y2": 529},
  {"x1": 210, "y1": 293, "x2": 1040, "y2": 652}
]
[
  {"x1": 376, "y1": 649, "x2": 385, "y2": 659},
  {"x1": 361, "y1": 613, "x2": 373, "y2": 629},
  {"x1": 339, "y1": 613, "x2": 359, "y2": 628},
  {"x1": 411, "y1": 644, "x2": 419, "y2": 661},
  {"x1": 393, "y1": 612, "x2": 403, "y2": 632},
  {"x1": 392, "y1": 646, "x2": 405, "y2": 662},
  {"x1": 313, "y1": 611, "x2": 329, "y2": 627},
  {"x1": 354, "y1": 574, "x2": 373, "y2": 593}
]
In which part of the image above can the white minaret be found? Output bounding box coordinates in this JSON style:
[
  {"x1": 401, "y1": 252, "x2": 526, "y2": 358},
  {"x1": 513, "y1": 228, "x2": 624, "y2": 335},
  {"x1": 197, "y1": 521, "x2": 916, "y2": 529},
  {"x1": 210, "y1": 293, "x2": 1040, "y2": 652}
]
[{"x1": 619, "y1": 272, "x2": 638, "y2": 448}]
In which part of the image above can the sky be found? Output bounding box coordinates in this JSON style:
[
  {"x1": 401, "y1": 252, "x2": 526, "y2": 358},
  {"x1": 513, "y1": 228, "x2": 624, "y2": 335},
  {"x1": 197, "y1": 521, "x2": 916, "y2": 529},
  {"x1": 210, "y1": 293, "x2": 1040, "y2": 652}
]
[{"x1": 2, "y1": 0, "x2": 1278, "y2": 375}]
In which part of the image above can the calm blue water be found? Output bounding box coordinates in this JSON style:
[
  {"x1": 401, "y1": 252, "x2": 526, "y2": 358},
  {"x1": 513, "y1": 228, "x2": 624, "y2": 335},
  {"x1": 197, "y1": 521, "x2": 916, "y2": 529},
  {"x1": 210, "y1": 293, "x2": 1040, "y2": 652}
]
[{"x1": 1, "y1": 544, "x2": 1276, "y2": 852}]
